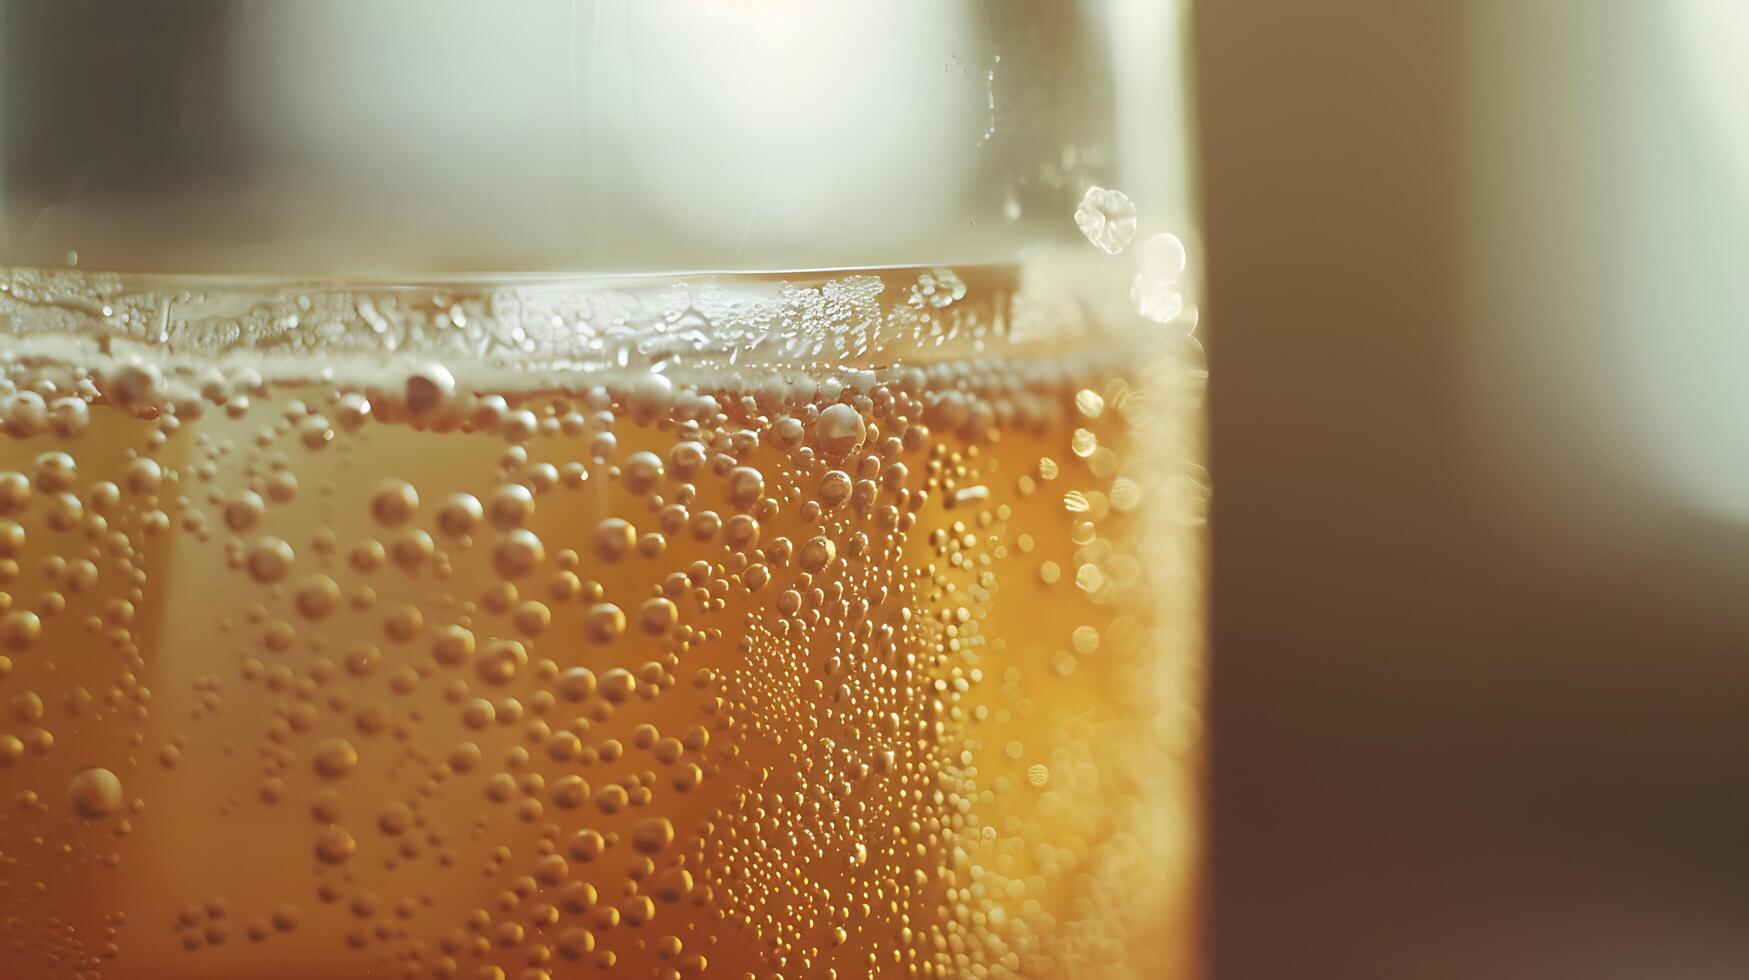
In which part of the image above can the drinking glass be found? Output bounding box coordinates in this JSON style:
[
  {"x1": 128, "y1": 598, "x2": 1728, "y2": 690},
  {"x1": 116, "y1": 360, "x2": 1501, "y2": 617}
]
[{"x1": 0, "y1": 3, "x2": 1203, "y2": 976}]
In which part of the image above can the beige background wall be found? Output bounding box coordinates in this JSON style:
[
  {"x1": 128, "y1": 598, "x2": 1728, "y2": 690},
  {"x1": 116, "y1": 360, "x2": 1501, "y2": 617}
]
[{"x1": 1200, "y1": 3, "x2": 1749, "y2": 976}]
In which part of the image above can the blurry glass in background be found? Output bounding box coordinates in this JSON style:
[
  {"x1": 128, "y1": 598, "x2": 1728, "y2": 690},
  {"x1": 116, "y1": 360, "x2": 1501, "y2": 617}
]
[{"x1": 0, "y1": 3, "x2": 1203, "y2": 977}]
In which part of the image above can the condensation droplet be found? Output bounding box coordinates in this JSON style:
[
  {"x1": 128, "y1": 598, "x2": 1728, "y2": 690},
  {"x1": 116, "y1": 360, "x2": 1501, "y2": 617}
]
[{"x1": 1074, "y1": 186, "x2": 1138, "y2": 254}]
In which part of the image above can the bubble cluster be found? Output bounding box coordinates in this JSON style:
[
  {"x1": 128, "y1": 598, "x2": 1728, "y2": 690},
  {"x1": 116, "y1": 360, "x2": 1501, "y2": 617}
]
[{"x1": 0, "y1": 264, "x2": 1202, "y2": 979}]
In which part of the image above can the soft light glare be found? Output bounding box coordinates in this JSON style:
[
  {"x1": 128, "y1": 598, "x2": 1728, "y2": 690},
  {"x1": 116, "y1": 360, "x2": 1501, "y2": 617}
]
[
  {"x1": 231, "y1": 0, "x2": 983, "y2": 268},
  {"x1": 1470, "y1": 0, "x2": 1749, "y2": 523},
  {"x1": 610, "y1": 1, "x2": 982, "y2": 257},
  {"x1": 1673, "y1": 0, "x2": 1749, "y2": 201}
]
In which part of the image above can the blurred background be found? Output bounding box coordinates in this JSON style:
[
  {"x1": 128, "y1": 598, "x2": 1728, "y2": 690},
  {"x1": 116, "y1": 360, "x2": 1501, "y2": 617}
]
[{"x1": 1201, "y1": 2, "x2": 1749, "y2": 977}]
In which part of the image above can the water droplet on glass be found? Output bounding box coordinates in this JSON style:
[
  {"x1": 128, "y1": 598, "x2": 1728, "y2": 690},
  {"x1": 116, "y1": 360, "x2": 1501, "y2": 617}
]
[{"x1": 1074, "y1": 186, "x2": 1138, "y2": 254}]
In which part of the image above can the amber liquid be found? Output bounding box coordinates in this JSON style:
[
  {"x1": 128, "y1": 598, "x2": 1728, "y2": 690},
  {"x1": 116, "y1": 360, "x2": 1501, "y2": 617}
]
[{"x1": 0, "y1": 270, "x2": 1200, "y2": 979}]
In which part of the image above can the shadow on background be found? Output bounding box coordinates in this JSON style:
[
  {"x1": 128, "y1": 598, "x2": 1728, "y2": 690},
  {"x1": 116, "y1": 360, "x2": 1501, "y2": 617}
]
[{"x1": 1200, "y1": 2, "x2": 1749, "y2": 977}]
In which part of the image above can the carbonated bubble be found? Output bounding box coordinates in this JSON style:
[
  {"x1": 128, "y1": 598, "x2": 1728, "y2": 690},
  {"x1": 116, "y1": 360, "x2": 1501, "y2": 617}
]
[
  {"x1": 314, "y1": 826, "x2": 356, "y2": 865},
  {"x1": 405, "y1": 363, "x2": 456, "y2": 415},
  {"x1": 67, "y1": 768, "x2": 124, "y2": 819},
  {"x1": 295, "y1": 575, "x2": 341, "y2": 619},
  {"x1": 799, "y1": 536, "x2": 837, "y2": 572},
  {"x1": 583, "y1": 604, "x2": 626, "y2": 644},
  {"x1": 247, "y1": 537, "x2": 296, "y2": 583},
  {"x1": 488, "y1": 485, "x2": 535, "y2": 530},
  {"x1": 637, "y1": 598, "x2": 679, "y2": 636},
  {"x1": 621, "y1": 452, "x2": 664, "y2": 494},
  {"x1": 815, "y1": 405, "x2": 866, "y2": 456},
  {"x1": 494, "y1": 529, "x2": 545, "y2": 579},
  {"x1": 370, "y1": 480, "x2": 419, "y2": 526},
  {"x1": 312, "y1": 737, "x2": 359, "y2": 779},
  {"x1": 592, "y1": 519, "x2": 636, "y2": 562},
  {"x1": 437, "y1": 493, "x2": 483, "y2": 537},
  {"x1": 725, "y1": 467, "x2": 765, "y2": 510},
  {"x1": 433, "y1": 625, "x2": 476, "y2": 666}
]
